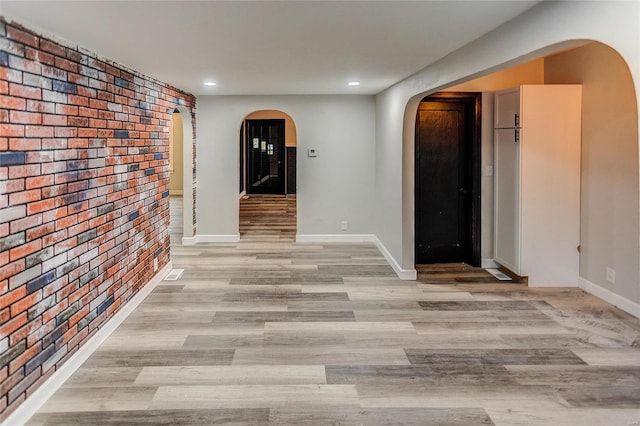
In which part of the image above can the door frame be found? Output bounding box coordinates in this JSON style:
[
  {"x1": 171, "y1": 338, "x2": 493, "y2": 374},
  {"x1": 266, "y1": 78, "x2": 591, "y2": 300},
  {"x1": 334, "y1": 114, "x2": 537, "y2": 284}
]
[
  {"x1": 414, "y1": 92, "x2": 482, "y2": 266},
  {"x1": 245, "y1": 119, "x2": 286, "y2": 195}
]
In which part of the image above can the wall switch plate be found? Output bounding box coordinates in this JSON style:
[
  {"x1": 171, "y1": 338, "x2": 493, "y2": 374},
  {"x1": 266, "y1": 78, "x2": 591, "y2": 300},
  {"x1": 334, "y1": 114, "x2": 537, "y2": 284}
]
[
  {"x1": 307, "y1": 148, "x2": 317, "y2": 157},
  {"x1": 606, "y1": 267, "x2": 615, "y2": 284},
  {"x1": 341, "y1": 220, "x2": 348, "y2": 231},
  {"x1": 153, "y1": 257, "x2": 158, "y2": 272}
]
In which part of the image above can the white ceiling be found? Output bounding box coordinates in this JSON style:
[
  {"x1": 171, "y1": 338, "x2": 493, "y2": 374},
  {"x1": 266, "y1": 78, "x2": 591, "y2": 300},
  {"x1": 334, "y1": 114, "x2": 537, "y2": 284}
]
[{"x1": 0, "y1": 1, "x2": 541, "y2": 96}]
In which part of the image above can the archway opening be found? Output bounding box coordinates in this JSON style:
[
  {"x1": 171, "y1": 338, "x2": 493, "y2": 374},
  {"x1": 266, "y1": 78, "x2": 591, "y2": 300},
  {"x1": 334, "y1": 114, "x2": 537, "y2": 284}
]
[
  {"x1": 167, "y1": 106, "x2": 195, "y2": 243},
  {"x1": 405, "y1": 41, "x2": 639, "y2": 297},
  {"x1": 239, "y1": 110, "x2": 298, "y2": 240}
]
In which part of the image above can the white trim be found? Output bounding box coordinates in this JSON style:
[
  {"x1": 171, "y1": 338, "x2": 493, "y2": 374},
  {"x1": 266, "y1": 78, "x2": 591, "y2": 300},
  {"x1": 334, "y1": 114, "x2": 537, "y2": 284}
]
[
  {"x1": 239, "y1": 191, "x2": 246, "y2": 198},
  {"x1": 373, "y1": 236, "x2": 417, "y2": 281},
  {"x1": 482, "y1": 258, "x2": 499, "y2": 269},
  {"x1": 195, "y1": 234, "x2": 241, "y2": 243},
  {"x1": 578, "y1": 277, "x2": 640, "y2": 319},
  {"x1": 2, "y1": 262, "x2": 173, "y2": 426},
  {"x1": 296, "y1": 234, "x2": 375, "y2": 243},
  {"x1": 181, "y1": 236, "x2": 197, "y2": 245},
  {"x1": 169, "y1": 190, "x2": 183, "y2": 196}
]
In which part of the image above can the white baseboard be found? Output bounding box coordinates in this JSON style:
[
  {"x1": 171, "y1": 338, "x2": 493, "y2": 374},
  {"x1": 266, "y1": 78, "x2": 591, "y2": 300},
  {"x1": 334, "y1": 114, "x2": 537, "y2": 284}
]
[
  {"x1": 373, "y1": 236, "x2": 417, "y2": 281},
  {"x1": 482, "y1": 258, "x2": 499, "y2": 269},
  {"x1": 195, "y1": 234, "x2": 240, "y2": 243},
  {"x1": 2, "y1": 262, "x2": 173, "y2": 426},
  {"x1": 296, "y1": 234, "x2": 376, "y2": 243},
  {"x1": 181, "y1": 236, "x2": 197, "y2": 245},
  {"x1": 169, "y1": 190, "x2": 183, "y2": 196},
  {"x1": 578, "y1": 277, "x2": 640, "y2": 319}
]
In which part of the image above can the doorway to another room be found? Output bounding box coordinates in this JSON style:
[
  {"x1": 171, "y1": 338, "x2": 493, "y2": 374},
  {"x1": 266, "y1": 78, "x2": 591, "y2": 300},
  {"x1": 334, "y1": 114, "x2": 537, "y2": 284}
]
[
  {"x1": 414, "y1": 92, "x2": 481, "y2": 267},
  {"x1": 239, "y1": 111, "x2": 297, "y2": 241},
  {"x1": 169, "y1": 109, "x2": 184, "y2": 244}
]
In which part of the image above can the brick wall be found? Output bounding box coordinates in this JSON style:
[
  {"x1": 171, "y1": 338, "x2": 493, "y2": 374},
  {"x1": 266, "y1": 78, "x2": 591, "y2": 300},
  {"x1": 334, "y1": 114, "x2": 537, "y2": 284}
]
[{"x1": 0, "y1": 17, "x2": 196, "y2": 420}]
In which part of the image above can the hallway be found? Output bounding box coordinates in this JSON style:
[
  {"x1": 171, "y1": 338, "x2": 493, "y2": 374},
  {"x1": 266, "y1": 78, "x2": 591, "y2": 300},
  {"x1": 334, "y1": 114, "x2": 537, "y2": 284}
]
[{"x1": 23, "y1": 203, "x2": 640, "y2": 425}]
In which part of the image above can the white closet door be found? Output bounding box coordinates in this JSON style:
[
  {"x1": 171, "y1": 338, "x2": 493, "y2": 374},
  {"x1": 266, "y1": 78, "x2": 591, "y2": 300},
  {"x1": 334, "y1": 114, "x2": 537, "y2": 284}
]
[
  {"x1": 494, "y1": 128, "x2": 521, "y2": 273},
  {"x1": 494, "y1": 88, "x2": 520, "y2": 129}
]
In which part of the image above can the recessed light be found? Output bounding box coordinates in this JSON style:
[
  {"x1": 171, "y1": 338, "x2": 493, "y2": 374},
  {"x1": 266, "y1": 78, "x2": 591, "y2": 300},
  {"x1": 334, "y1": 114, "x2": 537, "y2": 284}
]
[
  {"x1": 204, "y1": 81, "x2": 217, "y2": 87},
  {"x1": 348, "y1": 81, "x2": 360, "y2": 86}
]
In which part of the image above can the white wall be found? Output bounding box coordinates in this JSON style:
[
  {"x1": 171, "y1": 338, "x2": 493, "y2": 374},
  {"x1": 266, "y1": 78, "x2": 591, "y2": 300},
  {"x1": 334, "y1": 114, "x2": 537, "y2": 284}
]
[
  {"x1": 197, "y1": 95, "x2": 376, "y2": 239},
  {"x1": 375, "y1": 0, "x2": 640, "y2": 307},
  {"x1": 545, "y1": 43, "x2": 639, "y2": 303}
]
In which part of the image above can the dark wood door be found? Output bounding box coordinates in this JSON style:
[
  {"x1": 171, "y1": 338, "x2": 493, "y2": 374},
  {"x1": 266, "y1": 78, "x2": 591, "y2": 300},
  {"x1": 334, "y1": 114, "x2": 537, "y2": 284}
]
[
  {"x1": 246, "y1": 119, "x2": 285, "y2": 194},
  {"x1": 415, "y1": 95, "x2": 480, "y2": 265}
]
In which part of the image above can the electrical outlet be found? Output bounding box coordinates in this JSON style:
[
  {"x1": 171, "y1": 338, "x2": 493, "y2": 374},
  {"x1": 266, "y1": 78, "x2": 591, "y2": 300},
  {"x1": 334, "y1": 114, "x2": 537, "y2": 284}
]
[
  {"x1": 606, "y1": 267, "x2": 615, "y2": 284},
  {"x1": 153, "y1": 257, "x2": 158, "y2": 272},
  {"x1": 341, "y1": 220, "x2": 348, "y2": 231}
]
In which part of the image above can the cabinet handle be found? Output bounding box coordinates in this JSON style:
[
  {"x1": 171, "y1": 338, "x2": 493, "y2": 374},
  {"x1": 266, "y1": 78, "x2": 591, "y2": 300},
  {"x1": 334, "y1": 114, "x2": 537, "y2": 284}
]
[
  {"x1": 515, "y1": 129, "x2": 520, "y2": 143},
  {"x1": 514, "y1": 113, "x2": 520, "y2": 127}
]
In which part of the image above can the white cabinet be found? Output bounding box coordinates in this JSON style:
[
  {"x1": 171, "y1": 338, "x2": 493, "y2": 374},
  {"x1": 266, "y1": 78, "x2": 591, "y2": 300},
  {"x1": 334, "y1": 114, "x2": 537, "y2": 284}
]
[{"x1": 494, "y1": 85, "x2": 582, "y2": 286}]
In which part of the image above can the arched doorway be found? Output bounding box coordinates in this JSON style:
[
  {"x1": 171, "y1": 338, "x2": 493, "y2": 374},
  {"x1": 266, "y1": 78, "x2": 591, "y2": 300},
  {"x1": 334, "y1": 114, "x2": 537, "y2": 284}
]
[
  {"x1": 405, "y1": 41, "x2": 639, "y2": 301},
  {"x1": 168, "y1": 106, "x2": 195, "y2": 242},
  {"x1": 238, "y1": 110, "x2": 298, "y2": 240}
]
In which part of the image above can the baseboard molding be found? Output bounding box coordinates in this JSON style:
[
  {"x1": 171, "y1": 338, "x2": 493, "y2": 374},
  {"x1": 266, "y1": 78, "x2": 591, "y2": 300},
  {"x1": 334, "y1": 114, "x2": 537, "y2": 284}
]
[
  {"x1": 579, "y1": 277, "x2": 640, "y2": 319},
  {"x1": 2, "y1": 262, "x2": 173, "y2": 426},
  {"x1": 482, "y1": 258, "x2": 499, "y2": 269},
  {"x1": 181, "y1": 236, "x2": 197, "y2": 245},
  {"x1": 296, "y1": 234, "x2": 376, "y2": 243},
  {"x1": 195, "y1": 234, "x2": 240, "y2": 243},
  {"x1": 373, "y1": 236, "x2": 417, "y2": 281},
  {"x1": 169, "y1": 190, "x2": 183, "y2": 196}
]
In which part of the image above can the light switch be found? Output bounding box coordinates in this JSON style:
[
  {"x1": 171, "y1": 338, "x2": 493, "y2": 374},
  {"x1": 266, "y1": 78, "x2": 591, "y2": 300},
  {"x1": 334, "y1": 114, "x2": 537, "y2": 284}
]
[{"x1": 307, "y1": 148, "x2": 317, "y2": 157}]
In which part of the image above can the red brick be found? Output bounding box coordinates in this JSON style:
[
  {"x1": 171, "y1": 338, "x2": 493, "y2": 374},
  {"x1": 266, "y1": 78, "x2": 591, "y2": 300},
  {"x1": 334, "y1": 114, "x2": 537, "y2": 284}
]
[
  {"x1": 39, "y1": 39, "x2": 66, "y2": 57},
  {"x1": 9, "y1": 111, "x2": 41, "y2": 125},
  {"x1": 10, "y1": 291, "x2": 41, "y2": 317},
  {"x1": 77, "y1": 128, "x2": 97, "y2": 138},
  {"x1": 9, "y1": 239, "x2": 42, "y2": 262},
  {"x1": 8, "y1": 342, "x2": 41, "y2": 375},
  {"x1": 68, "y1": 95, "x2": 89, "y2": 107},
  {"x1": 42, "y1": 114, "x2": 67, "y2": 126},
  {"x1": 0, "y1": 125, "x2": 25, "y2": 137},
  {"x1": 26, "y1": 222, "x2": 55, "y2": 241},
  {"x1": 25, "y1": 175, "x2": 54, "y2": 190},
  {"x1": 0, "y1": 287, "x2": 26, "y2": 310},
  {"x1": 6, "y1": 26, "x2": 39, "y2": 48},
  {"x1": 25, "y1": 126, "x2": 53, "y2": 138},
  {"x1": 9, "y1": 138, "x2": 41, "y2": 150},
  {"x1": 9, "y1": 84, "x2": 41, "y2": 100},
  {"x1": 55, "y1": 104, "x2": 78, "y2": 116},
  {"x1": 0, "y1": 312, "x2": 27, "y2": 337},
  {"x1": 0, "y1": 260, "x2": 25, "y2": 282},
  {"x1": 8, "y1": 189, "x2": 41, "y2": 206},
  {"x1": 54, "y1": 56, "x2": 78, "y2": 73},
  {"x1": 27, "y1": 198, "x2": 55, "y2": 215},
  {"x1": 25, "y1": 48, "x2": 54, "y2": 66}
]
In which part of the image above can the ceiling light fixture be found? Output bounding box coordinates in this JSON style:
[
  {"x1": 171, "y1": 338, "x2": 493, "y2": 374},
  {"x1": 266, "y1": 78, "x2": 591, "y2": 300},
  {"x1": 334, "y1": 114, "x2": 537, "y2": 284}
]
[
  {"x1": 204, "y1": 81, "x2": 217, "y2": 87},
  {"x1": 348, "y1": 81, "x2": 360, "y2": 86}
]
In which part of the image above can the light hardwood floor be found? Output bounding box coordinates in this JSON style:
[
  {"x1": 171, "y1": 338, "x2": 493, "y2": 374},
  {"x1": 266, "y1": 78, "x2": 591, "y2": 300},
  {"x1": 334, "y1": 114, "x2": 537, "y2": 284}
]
[{"x1": 26, "y1": 196, "x2": 640, "y2": 425}]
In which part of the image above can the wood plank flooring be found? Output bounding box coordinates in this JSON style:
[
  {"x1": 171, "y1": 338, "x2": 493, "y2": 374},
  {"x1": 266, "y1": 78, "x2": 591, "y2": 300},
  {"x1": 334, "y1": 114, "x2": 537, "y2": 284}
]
[
  {"x1": 25, "y1": 197, "x2": 640, "y2": 425},
  {"x1": 239, "y1": 195, "x2": 296, "y2": 241}
]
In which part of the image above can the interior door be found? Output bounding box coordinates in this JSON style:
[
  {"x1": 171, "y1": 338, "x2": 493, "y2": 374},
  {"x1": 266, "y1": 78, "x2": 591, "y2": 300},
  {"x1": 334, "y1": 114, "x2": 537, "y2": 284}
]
[
  {"x1": 415, "y1": 100, "x2": 473, "y2": 264},
  {"x1": 246, "y1": 119, "x2": 285, "y2": 194}
]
